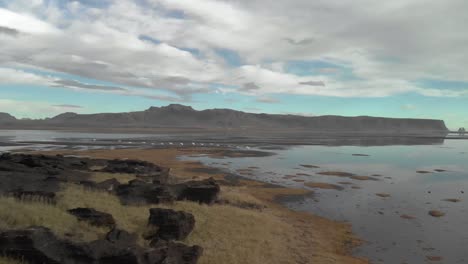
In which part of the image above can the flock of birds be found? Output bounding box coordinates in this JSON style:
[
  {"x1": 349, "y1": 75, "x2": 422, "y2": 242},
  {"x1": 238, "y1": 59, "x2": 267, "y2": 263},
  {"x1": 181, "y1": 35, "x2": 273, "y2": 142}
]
[{"x1": 89, "y1": 138, "x2": 252, "y2": 149}]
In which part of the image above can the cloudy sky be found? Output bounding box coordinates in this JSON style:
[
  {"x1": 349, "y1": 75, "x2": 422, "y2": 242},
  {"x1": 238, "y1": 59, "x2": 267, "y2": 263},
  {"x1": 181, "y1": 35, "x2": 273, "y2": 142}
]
[{"x1": 0, "y1": 0, "x2": 467, "y2": 129}]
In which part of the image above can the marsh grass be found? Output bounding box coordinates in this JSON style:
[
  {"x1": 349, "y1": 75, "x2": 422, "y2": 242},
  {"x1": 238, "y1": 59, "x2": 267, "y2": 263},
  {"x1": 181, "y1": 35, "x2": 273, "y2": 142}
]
[
  {"x1": 0, "y1": 196, "x2": 107, "y2": 242},
  {"x1": 0, "y1": 183, "x2": 301, "y2": 264},
  {"x1": 56, "y1": 184, "x2": 295, "y2": 264},
  {"x1": 0, "y1": 256, "x2": 25, "y2": 264}
]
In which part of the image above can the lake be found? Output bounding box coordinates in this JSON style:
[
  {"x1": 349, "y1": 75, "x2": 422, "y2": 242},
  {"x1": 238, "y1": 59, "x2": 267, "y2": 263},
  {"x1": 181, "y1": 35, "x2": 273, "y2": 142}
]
[{"x1": 1, "y1": 129, "x2": 467, "y2": 263}]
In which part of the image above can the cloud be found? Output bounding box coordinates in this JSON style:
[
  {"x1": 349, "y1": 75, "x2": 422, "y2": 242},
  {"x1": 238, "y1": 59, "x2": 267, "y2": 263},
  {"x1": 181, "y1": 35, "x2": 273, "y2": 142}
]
[
  {"x1": 0, "y1": 8, "x2": 59, "y2": 34},
  {"x1": 0, "y1": 99, "x2": 85, "y2": 118},
  {"x1": 401, "y1": 104, "x2": 416, "y2": 110},
  {"x1": 52, "y1": 79, "x2": 127, "y2": 91},
  {"x1": 256, "y1": 96, "x2": 280, "y2": 103},
  {"x1": 0, "y1": 0, "x2": 467, "y2": 102},
  {"x1": 52, "y1": 104, "x2": 83, "y2": 109},
  {"x1": 283, "y1": 37, "x2": 314, "y2": 45},
  {"x1": 0, "y1": 26, "x2": 19, "y2": 36},
  {"x1": 299, "y1": 80, "x2": 325, "y2": 86},
  {"x1": 239, "y1": 82, "x2": 260, "y2": 92}
]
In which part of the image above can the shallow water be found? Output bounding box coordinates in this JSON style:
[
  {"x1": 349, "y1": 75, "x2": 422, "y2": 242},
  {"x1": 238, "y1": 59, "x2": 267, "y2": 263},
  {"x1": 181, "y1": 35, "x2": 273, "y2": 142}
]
[
  {"x1": 187, "y1": 140, "x2": 468, "y2": 264},
  {"x1": 1, "y1": 129, "x2": 467, "y2": 263}
]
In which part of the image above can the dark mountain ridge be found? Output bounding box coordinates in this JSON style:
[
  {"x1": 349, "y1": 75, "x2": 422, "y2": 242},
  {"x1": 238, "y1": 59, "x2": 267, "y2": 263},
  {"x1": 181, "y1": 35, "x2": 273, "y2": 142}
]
[{"x1": 0, "y1": 104, "x2": 448, "y2": 134}]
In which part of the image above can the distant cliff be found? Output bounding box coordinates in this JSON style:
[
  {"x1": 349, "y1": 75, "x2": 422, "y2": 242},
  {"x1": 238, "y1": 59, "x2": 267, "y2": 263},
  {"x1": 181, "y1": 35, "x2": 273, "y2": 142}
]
[{"x1": 0, "y1": 104, "x2": 449, "y2": 134}]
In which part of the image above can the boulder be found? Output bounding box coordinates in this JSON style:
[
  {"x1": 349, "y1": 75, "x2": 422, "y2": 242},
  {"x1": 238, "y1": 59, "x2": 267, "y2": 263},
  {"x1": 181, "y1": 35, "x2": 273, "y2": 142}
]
[
  {"x1": 171, "y1": 178, "x2": 220, "y2": 204},
  {"x1": 96, "y1": 178, "x2": 121, "y2": 192},
  {"x1": 147, "y1": 208, "x2": 195, "y2": 241},
  {"x1": 101, "y1": 159, "x2": 169, "y2": 184},
  {"x1": 106, "y1": 228, "x2": 138, "y2": 247},
  {"x1": 67, "y1": 208, "x2": 116, "y2": 228},
  {"x1": 116, "y1": 180, "x2": 175, "y2": 205},
  {"x1": 0, "y1": 226, "x2": 88, "y2": 264},
  {"x1": 145, "y1": 240, "x2": 203, "y2": 264}
]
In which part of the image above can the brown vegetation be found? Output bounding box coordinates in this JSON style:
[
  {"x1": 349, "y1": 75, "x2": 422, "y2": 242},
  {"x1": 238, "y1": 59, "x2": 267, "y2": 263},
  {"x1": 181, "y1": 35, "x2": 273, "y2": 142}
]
[{"x1": 29, "y1": 147, "x2": 368, "y2": 264}]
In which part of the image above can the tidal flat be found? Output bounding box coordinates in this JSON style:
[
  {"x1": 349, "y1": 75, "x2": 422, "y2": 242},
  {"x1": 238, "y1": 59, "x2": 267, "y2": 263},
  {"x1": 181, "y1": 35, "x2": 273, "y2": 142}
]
[{"x1": 1, "y1": 129, "x2": 467, "y2": 263}]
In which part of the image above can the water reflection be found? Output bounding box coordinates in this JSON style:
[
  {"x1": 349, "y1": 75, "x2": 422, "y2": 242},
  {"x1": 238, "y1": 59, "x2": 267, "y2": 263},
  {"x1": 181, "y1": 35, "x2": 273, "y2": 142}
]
[{"x1": 189, "y1": 140, "x2": 468, "y2": 264}]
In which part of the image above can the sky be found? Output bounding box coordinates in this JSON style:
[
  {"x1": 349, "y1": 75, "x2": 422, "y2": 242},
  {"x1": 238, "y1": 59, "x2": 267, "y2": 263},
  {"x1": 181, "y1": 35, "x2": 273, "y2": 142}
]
[{"x1": 0, "y1": 0, "x2": 467, "y2": 129}]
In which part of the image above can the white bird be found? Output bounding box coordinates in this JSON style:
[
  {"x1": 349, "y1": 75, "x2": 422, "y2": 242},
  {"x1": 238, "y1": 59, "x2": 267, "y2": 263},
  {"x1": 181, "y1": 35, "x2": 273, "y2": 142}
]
[
  {"x1": 180, "y1": 143, "x2": 184, "y2": 146},
  {"x1": 169, "y1": 142, "x2": 173, "y2": 145},
  {"x1": 192, "y1": 142, "x2": 196, "y2": 146}
]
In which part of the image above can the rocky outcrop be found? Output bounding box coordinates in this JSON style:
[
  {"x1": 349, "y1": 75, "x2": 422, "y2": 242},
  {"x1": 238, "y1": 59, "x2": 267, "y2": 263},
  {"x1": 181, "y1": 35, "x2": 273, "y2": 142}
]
[
  {"x1": 146, "y1": 208, "x2": 195, "y2": 241},
  {"x1": 171, "y1": 178, "x2": 220, "y2": 204},
  {"x1": 0, "y1": 226, "x2": 202, "y2": 264},
  {"x1": 147, "y1": 240, "x2": 203, "y2": 264},
  {"x1": 67, "y1": 208, "x2": 116, "y2": 228},
  {"x1": 0, "y1": 154, "x2": 217, "y2": 264},
  {"x1": 116, "y1": 180, "x2": 175, "y2": 205}
]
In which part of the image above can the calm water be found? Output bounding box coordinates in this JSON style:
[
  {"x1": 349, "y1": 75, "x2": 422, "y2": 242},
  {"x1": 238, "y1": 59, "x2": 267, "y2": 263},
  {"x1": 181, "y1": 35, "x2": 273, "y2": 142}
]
[
  {"x1": 188, "y1": 140, "x2": 468, "y2": 264},
  {"x1": 1, "y1": 129, "x2": 467, "y2": 263}
]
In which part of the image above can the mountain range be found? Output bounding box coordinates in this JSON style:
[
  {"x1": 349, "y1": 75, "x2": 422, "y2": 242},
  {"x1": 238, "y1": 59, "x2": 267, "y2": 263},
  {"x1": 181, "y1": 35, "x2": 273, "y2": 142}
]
[{"x1": 0, "y1": 104, "x2": 448, "y2": 134}]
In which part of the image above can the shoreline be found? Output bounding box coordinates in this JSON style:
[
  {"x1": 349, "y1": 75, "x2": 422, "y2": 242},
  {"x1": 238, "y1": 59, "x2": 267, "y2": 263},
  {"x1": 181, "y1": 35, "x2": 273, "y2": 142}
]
[{"x1": 39, "y1": 147, "x2": 368, "y2": 264}]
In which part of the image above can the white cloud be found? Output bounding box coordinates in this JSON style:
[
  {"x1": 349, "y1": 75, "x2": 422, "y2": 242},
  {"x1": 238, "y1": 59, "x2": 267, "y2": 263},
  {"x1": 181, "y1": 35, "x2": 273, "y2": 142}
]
[
  {"x1": 0, "y1": 8, "x2": 59, "y2": 34},
  {"x1": 0, "y1": 99, "x2": 86, "y2": 118},
  {"x1": 0, "y1": 0, "x2": 468, "y2": 100}
]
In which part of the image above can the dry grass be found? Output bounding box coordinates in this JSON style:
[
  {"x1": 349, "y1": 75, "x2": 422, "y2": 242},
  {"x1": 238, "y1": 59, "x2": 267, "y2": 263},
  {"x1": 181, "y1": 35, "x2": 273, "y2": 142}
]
[
  {"x1": 0, "y1": 256, "x2": 25, "y2": 264},
  {"x1": 219, "y1": 186, "x2": 265, "y2": 209},
  {"x1": 34, "y1": 148, "x2": 369, "y2": 264},
  {"x1": 56, "y1": 184, "x2": 151, "y2": 241},
  {"x1": 56, "y1": 184, "x2": 295, "y2": 264},
  {"x1": 0, "y1": 196, "x2": 106, "y2": 242},
  {"x1": 88, "y1": 172, "x2": 137, "y2": 184}
]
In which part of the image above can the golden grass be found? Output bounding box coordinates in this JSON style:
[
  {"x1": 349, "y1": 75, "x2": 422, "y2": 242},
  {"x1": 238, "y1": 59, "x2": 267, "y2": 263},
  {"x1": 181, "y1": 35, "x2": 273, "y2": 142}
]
[
  {"x1": 56, "y1": 184, "x2": 295, "y2": 263},
  {"x1": 0, "y1": 196, "x2": 106, "y2": 242},
  {"x1": 56, "y1": 184, "x2": 150, "y2": 241},
  {"x1": 88, "y1": 172, "x2": 137, "y2": 184},
  {"x1": 34, "y1": 148, "x2": 368, "y2": 264},
  {"x1": 218, "y1": 186, "x2": 265, "y2": 209},
  {"x1": 0, "y1": 256, "x2": 25, "y2": 264}
]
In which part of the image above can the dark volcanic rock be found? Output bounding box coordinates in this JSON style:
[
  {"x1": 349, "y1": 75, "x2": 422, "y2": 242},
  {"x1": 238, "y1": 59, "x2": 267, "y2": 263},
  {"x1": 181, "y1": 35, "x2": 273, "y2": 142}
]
[
  {"x1": 96, "y1": 178, "x2": 121, "y2": 192},
  {"x1": 147, "y1": 208, "x2": 195, "y2": 241},
  {"x1": 101, "y1": 159, "x2": 169, "y2": 184},
  {"x1": 68, "y1": 208, "x2": 116, "y2": 228},
  {"x1": 0, "y1": 226, "x2": 92, "y2": 264},
  {"x1": 146, "y1": 240, "x2": 203, "y2": 264},
  {"x1": 0, "y1": 227, "x2": 203, "y2": 264},
  {"x1": 116, "y1": 180, "x2": 175, "y2": 205},
  {"x1": 106, "y1": 228, "x2": 138, "y2": 247},
  {"x1": 171, "y1": 178, "x2": 220, "y2": 204}
]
